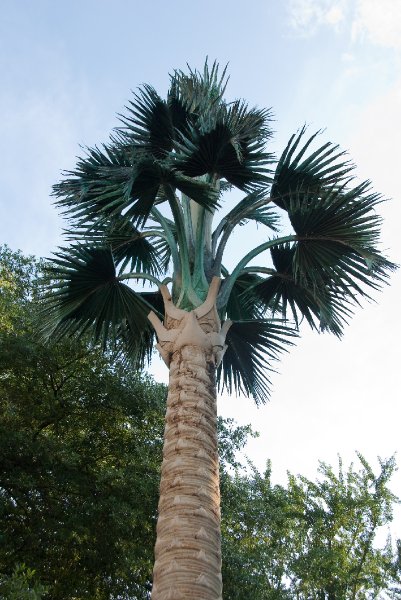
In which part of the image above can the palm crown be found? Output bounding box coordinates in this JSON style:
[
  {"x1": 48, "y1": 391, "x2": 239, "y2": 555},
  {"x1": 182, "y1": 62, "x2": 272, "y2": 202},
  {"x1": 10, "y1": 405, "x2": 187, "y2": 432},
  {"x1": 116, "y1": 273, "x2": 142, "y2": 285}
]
[{"x1": 44, "y1": 61, "x2": 395, "y2": 404}]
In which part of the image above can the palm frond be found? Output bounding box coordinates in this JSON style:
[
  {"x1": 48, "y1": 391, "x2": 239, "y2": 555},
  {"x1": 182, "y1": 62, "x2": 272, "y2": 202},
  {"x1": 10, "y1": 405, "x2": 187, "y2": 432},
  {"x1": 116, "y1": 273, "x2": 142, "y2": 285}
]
[
  {"x1": 173, "y1": 172, "x2": 220, "y2": 210},
  {"x1": 118, "y1": 84, "x2": 174, "y2": 158},
  {"x1": 218, "y1": 319, "x2": 297, "y2": 405},
  {"x1": 53, "y1": 143, "x2": 132, "y2": 223},
  {"x1": 244, "y1": 206, "x2": 280, "y2": 229},
  {"x1": 173, "y1": 101, "x2": 273, "y2": 191},
  {"x1": 115, "y1": 289, "x2": 164, "y2": 367},
  {"x1": 288, "y1": 185, "x2": 396, "y2": 297},
  {"x1": 170, "y1": 59, "x2": 229, "y2": 119},
  {"x1": 166, "y1": 60, "x2": 226, "y2": 145},
  {"x1": 271, "y1": 127, "x2": 354, "y2": 209},
  {"x1": 122, "y1": 159, "x2": 172, "y2": 224},
  {"x1": 64, "y1": 216, "x2": 166, "y2": 277},
  {"x1": 289, "y1": 183, "x2": 380, "y2": 246},
  {"x1": 167, "y1": 85, "x2": 192, "y2": 141},
  {"x1": 146, "y1": 232, "x2": 174, "y2": 274},
  {"x1": 244, "y1": 244, "x2": 353, "y2": 336},
  {"x1": 54, "y1": 149, "x2": 219, "y2": 229},
  {"x1": 41, "y1": 245, "x2": 158, "y2": 366},
  {"x1": 218, "y1": 180, "x2": 234, "y2": 194}
]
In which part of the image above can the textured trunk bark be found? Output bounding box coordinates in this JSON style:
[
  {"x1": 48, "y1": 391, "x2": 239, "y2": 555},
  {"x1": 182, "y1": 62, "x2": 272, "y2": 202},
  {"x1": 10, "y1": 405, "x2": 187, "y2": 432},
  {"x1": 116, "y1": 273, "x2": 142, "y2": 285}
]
[
  {"x1": 148, "y1": 278, "x2": 231, "y2": 600},
  {"x1": 152, "y1": 344, "x2": 221, "y2": 599}
]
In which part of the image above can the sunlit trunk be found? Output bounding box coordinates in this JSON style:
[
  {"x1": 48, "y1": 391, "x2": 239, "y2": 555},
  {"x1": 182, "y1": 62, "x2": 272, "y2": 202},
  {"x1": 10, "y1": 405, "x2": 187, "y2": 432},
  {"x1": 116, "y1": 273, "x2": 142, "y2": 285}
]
[{"x1": 148, "y1": 278, "x2": 230, "y2": 600}]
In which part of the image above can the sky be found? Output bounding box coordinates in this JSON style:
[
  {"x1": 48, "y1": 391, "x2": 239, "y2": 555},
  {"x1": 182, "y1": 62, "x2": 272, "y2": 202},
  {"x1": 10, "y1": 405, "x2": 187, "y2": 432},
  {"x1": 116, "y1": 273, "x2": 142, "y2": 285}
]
[{"x1": 1, "y1": 0, "x2": 400, "y2": 538}]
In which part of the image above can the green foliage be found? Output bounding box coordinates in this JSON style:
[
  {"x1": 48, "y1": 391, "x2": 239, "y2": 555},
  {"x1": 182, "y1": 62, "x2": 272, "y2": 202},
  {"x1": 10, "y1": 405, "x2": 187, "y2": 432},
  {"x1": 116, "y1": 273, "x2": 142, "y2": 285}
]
[
  {"x1": 0, "y1": 338, "x2": 164, "y2": 599},
  {"x1": 221, "y1": 457, "x2": 401, "y2": 599},
  {"x1": 0, "y1": 248, "x2": 164, "y2": 599},
  {"x1": 0, "y1": 564, "x2": 48, "y2": 599},
  {"x1": 270, "y1": 126, "x2": 353, "y2": 210},
  {"x1": 0, "y1": 246, "x2": 38, "y2": 333}
]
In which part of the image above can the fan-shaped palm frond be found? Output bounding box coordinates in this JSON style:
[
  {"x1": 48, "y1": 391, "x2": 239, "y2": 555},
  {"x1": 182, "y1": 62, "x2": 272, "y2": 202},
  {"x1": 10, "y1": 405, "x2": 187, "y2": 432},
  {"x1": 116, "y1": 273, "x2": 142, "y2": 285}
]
[
  {"x1": 41, "y1": 245, "x2": 159, "y2": 366},
  {"x1": 64, "y1": 216, "x2": 166, "y2": 277},
  {"x1": 54, "y1": 143, "x2": 131, "y2": 223},
  {"x1": 119, "y1": 85, "x2": 174, "y2": 158},
  {"x1": 271, "y1": 127, "x2": 354, "y2": 210},
  {"x1": 174, "y1": 102, "x2": 273, "y2": 191},
  {"x1": 289, "y1": 183, "x2": 381, "y2": 247},
  {"x1": 170, "y1": 59, "x2": 229, "y2": 120},
  {"x1": 166, "y1": 86, "x2": 192, "y2": 140},
  {"x1": 54, "y1": 149, "x2": 219, "y2": 228},
  {"x1": 293, "y1": 241, "x2": 391, "y2": 300},
  {"x1": 242, "y1": 244, "x2": 353, "y2": 336},
  {"x1": 115, "y1": 289, "x2": 164, "y2": 367},
  {"x1": 288, "y1": 184, "x2": 396, "y2": 298},
  {"x1": 147, "y1": 232, "x2": 174, "y2": 275},
  {"x1": 218, "y1": 319, "x2": 297, "y2": 405}
]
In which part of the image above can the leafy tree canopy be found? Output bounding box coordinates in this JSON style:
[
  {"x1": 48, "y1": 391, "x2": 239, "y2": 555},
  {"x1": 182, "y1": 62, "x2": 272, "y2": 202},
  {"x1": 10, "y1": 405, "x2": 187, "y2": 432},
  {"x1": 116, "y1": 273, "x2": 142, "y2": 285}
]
[{"x1": 222, "y1": 456, "x2": 401, "y2": 599}]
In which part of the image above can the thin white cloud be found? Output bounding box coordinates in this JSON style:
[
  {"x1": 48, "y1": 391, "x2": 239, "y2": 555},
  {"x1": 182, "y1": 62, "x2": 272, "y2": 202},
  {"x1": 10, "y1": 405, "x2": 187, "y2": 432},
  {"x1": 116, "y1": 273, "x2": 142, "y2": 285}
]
[
  {"x1": 352, "y1": 0, "x2": 401, "y2": 49},
  {"x1": 287, "y1": 0, "x2": 348, "y2": 35},
  {"x1": 325, "y1": 4, "x2": 345, "y2": 25},
  {"x1": 287, "y1": 0, "x2": 401, "y2": 49}
]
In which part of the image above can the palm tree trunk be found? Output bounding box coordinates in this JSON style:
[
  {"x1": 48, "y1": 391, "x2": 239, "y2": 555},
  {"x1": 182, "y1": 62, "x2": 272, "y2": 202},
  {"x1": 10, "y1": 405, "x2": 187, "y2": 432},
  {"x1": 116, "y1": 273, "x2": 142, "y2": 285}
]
[{"x1": 148, "y1": 278, "x2": 230, "y2": 600}]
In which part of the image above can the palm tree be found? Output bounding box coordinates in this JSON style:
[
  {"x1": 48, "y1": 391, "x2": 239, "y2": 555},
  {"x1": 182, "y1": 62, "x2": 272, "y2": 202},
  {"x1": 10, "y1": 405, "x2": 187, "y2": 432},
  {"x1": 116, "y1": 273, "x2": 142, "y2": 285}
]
[{"x1": 43, "y1": 61, "x2": 395, "y2": 600}]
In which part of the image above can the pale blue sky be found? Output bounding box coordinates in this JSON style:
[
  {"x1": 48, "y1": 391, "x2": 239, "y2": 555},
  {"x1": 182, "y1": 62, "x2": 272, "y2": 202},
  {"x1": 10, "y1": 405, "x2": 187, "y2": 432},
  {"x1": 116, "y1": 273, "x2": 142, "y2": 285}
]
[
  {"x1": 1, "y1": 0, "x2": 399, "y2": 255},
  {"x1": 1, "y1": 0, "x2": 401, "y2": 537}
]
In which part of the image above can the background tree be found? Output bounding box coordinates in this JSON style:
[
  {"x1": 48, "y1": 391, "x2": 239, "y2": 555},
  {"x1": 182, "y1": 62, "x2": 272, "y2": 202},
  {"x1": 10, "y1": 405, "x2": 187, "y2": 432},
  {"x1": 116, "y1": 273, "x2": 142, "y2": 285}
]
[
  {"x1": 221, "y1": 457, "x2": 401, "y2": 599},
  {"x1": 0, "y1": 245, "x2": 37, "y2": 333},
  {"x1": 41, "y1": 61, "x2": 396, "y2": 599},
  {"x1": 285, "y1": 455, "x2": 398, "y2": 599},
  {"x1": 0, "y1": 248, "x2": 165, "y2": 599}
]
